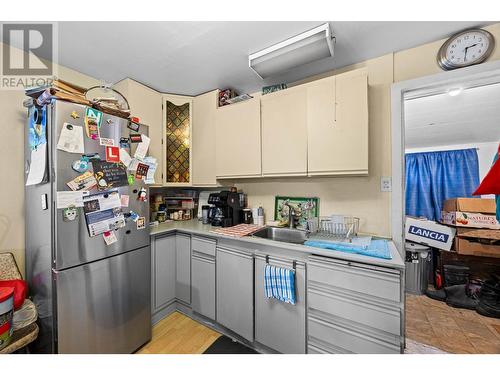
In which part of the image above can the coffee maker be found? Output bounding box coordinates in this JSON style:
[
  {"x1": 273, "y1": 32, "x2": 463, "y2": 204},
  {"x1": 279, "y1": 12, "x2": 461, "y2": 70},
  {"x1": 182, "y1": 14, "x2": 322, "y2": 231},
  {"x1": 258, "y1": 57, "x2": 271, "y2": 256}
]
[{"x1": 207, "y1": 191, "x2": 242, "y2": 227}]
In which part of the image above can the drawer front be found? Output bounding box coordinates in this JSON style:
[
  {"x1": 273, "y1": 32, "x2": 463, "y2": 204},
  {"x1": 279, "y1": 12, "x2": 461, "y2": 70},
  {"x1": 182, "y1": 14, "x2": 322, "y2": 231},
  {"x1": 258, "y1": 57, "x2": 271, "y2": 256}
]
[
  {"x1": 192, "y1": 235, "x2": 216, "y2": 257},
  {"x1": 308, "y1": 316, "x2": 400, "y2": 354},
  {"x1": 191, "y1": 255, "x2": 216, "y2": 320},
  {"x1": 308, "y1": 257, "x2": 401, "y2": 303},
  {"x1": 308, "y1": 287, "x2": 400, "y2": 336}
]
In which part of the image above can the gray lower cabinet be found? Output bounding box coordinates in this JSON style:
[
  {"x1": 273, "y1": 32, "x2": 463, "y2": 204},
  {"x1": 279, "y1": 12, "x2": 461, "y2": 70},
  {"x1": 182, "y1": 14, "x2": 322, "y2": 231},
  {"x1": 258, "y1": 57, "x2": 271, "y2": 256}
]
[
  {"x1": 255, "y1": 254, "x2": 306, "y2": 353},
  {"x1": 175, "y1": 234, "x2": 191, "y2": 305},
  {"x1": 153, "y1": 235, "x2": 176, "y2": 313},
  {"x1": 307, "y1": 255, "x2": 403, "y2": 354},
  {"x1": 191, "y1": 251, "x2": 216, "y2": 320},
  {"x1": 216, "y1": 246, "x2": 254, "y2": 342}
]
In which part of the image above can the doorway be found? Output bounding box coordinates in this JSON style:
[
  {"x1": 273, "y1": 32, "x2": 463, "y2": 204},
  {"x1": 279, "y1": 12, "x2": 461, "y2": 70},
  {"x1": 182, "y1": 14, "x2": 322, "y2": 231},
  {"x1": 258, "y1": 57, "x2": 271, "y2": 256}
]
[{"x1": 392, "y1": 60, "x2": 500, "y2": 353}]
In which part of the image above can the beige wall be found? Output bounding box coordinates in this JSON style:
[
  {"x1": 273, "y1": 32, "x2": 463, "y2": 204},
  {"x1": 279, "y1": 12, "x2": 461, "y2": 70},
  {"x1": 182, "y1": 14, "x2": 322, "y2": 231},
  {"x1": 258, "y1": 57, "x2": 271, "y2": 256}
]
[{"x1": 0, "y1": 42, "x2": 100, "y2": 276}]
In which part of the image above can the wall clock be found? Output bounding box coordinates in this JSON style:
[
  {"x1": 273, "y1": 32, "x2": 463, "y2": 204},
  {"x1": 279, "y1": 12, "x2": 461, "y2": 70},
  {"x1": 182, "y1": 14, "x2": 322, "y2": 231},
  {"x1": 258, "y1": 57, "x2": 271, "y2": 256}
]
[{"x1": 437, "y1": 29, "x2": 495, "y2": 70}]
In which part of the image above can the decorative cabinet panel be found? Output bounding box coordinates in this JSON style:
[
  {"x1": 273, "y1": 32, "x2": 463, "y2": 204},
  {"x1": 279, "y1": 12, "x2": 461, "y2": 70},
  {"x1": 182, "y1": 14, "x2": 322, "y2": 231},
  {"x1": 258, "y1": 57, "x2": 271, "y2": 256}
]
[
  {"x1": 163, "y1": 95, "x2": 193, "y2": 185},
  {"x1": 192, "y1": 90, "x2": 218, "y2": 186},
  {"x1": 261, "y1": 86, "x2": 308, "y2": 177},
  {"x1": 215, "y1": 98, "x2": 262, "y2": 178}
]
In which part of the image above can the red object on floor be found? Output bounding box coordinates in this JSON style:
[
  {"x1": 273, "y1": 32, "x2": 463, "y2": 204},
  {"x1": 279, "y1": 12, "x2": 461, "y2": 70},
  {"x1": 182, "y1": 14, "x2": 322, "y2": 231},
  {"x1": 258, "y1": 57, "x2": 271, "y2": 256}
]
[
  {"x1": 0, "y1": 280, "x2": 27, "y2": 310},
  {"x1": 473, "y1": 144, "x2": 500, "y2": 195}
]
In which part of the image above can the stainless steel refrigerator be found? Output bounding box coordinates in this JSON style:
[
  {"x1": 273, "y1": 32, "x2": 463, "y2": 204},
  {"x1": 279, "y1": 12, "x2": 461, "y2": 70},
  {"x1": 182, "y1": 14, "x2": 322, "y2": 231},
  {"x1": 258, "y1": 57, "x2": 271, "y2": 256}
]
[{"x1": 25, "y1": 100, "x2": 152, "y2": 353}]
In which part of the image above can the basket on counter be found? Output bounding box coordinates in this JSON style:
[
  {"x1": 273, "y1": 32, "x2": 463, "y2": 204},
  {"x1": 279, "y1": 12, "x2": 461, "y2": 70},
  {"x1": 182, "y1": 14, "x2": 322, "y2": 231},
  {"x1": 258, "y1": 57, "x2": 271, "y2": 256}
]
[{"x1": 306, "y1": 215, "x2": 360, "y2": 241}]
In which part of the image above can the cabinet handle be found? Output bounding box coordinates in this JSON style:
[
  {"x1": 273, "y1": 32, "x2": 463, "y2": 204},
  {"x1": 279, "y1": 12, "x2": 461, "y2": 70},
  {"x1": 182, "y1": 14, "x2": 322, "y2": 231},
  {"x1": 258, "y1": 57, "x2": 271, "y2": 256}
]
[{"x1": 333, "y1": 101, "x2": 338, "y2": 124}]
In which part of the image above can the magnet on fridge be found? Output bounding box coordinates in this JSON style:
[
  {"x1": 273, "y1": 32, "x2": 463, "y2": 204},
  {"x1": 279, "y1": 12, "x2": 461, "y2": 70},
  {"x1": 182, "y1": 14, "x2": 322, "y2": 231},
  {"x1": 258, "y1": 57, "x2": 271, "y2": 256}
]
[
  {"x1": 105, "y1": 146, "x2": 120, "y2": 163},
  {"x1": 128, "y1": 174, "x2": 135, "y2": 185},
  {"x1": 106, "y1": 119, "x2": 113, "y2": 125},
  {"x1": 127, "y1": 121, "x2": 140, "y2": 132},
  {"x1": 136, "y1": 216, "x2": 146, "y2": 230},
  {"x1": 129, "y1": 133, "x2": 142, "y2": 143},
  {"x1": 72, "y1": 159, "x2": 89, "y2": 173},
  {"x1": 63, "y1": 206, "x2": 78, "y2": 222},
  {"x1": 137, "y1": 187, "x2": 147, "y2": 202},
  {"x1": 119, "y1": 137, "x2": 130, "y2": 148},
  {"x1": 127, "y1": 211, "x2": 139, "y2": 222},
  {"x1": 70, "y1": 111, "x2": 80, "y2": 119}
]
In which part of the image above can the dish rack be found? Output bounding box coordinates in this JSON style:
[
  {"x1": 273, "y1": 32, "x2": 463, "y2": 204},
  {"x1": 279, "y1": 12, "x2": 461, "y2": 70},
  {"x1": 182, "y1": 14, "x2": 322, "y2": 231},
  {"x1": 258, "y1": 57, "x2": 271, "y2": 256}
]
[{"x1": 306, "y1": 215, "x2": 360, "y2": 241}]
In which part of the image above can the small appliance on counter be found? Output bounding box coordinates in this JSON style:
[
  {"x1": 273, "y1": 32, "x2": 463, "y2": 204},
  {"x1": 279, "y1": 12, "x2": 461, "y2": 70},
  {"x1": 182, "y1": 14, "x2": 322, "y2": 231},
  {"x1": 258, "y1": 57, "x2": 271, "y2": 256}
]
[{"x1": 207, "y1": 190, "x2": 243, "y2": 227}]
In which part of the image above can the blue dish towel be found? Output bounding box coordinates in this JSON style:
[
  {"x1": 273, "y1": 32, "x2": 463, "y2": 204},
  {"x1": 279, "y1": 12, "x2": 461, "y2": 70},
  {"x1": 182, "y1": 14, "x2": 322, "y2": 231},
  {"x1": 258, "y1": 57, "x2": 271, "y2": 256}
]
[
  {"x1": 304, "y1": 239, "x2": 392, "y2": 260},
  {"x1": 264, "y1": 264, "x2": 296, "y2": 305}
]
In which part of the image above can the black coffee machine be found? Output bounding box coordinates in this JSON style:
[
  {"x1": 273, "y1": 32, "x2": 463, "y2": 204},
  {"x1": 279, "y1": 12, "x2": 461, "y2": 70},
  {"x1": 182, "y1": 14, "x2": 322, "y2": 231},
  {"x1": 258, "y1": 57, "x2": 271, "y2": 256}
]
[{"x1": 207, "y1": 191, "x2": 242, "y2": 227}]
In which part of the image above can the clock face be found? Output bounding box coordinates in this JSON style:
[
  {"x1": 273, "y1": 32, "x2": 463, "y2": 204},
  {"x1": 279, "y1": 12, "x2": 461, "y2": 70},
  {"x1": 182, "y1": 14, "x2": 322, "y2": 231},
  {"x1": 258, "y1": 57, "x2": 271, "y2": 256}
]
[{"x1": 438, "y1": 29, "x2": 495, "y2": 70}]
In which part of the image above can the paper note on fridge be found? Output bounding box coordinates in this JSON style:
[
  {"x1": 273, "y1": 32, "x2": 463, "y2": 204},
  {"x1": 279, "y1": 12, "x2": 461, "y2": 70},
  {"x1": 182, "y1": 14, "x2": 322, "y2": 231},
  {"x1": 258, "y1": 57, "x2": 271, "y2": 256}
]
[
  {"x1": 83, "y1": 191, "x2": 125, "y2": 237},
  {"x1": 57, "y1": 123, "x2": 84, "y2": 153},
  {"x1": 143, "y1": 156, "x2": 157, "y2": 184},
  {"x1": 56, "y1": 191, "x2": 89, "y2": 208},
  {"x1": 134, "y1": 134, "x2": 150, "y2": 160},
  {"x1": 26, "y1": 143, "x2": 47, "y2": 186},
  {"x1": 119, "y1": 148, "x2": 132, "y2": 167}
]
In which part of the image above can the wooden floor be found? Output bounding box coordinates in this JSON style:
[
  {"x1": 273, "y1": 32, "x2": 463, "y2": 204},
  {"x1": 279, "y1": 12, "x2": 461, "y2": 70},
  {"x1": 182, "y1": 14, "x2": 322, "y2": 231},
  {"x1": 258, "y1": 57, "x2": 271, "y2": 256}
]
[
  {"x1": 406, "y1": 294, "x2": 500, "y2": 354},
  {"x1": 136, "y1": 312, "x2": 221, "y2": 354}
]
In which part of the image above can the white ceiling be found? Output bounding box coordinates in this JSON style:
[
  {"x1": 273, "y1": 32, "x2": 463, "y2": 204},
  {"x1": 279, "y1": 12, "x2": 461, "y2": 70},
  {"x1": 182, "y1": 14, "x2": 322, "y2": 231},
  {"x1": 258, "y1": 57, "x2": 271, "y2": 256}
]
[
  {"x1": 405, "y1": 83, "x2": 500, "y2": 149},
  {"x1": 57, "y1": 21, "x2": 491, "y2": 96}
]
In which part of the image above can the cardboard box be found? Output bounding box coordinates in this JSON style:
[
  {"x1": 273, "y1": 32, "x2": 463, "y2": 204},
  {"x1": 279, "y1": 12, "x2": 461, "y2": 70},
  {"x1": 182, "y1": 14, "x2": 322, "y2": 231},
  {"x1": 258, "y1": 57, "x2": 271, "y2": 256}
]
[
  {"x1": 442, "y1": 198, "x2": 496, "y2": 214},
  {"x1": 456, "y1": 227, "x2": 500, "y2": 241},
  {"x1": 454, "y1": 237, "x2": 500, "y2": 258},
  {"x1": 405, "y1": 217, "x2": 456, "y2": 251},
  {"x1": 441, "y1": 211, "x2": 500, "y2": 229}
]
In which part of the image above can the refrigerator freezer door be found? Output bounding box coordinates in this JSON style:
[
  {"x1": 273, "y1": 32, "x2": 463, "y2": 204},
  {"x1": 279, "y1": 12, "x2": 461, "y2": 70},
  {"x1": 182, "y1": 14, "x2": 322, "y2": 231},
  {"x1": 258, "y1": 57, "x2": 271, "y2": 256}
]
[
  {"x1": 53, "y1": 101, "x2": 150, "y2": 270},
  {"x1": 54, "y1": 246, "x2": 151, "y2": 353}
]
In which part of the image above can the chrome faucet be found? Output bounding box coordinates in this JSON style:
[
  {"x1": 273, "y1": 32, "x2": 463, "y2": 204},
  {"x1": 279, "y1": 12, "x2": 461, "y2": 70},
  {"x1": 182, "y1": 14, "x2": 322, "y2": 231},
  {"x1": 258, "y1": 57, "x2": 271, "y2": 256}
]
[{"x1": 283, "y1": 200, "x2": 300, "y2": 229}]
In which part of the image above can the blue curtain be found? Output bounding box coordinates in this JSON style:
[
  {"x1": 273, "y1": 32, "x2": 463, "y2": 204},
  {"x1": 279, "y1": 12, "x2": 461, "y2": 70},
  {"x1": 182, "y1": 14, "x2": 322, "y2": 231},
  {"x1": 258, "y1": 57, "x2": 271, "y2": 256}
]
[{"x1": 405, "y1": 148, "x2": 480, "y2": 221}]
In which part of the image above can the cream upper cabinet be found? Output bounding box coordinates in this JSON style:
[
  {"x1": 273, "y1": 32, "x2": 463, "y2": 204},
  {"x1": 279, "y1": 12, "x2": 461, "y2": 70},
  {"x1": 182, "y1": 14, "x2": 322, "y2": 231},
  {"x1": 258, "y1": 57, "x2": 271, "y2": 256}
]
[
  {"x1": 261, "y1": 85, "x2": 308, "y2": 177},
  {"x1": 192, "y1": 90, "x2": 218, "y2": 186},
  {"x1": 215, "y1": 98, "x2": 261, "y2": 178},
  {"x1": 307, "y1": 69, "x2": 368, "y2": 176},
  {"x1": 113, "y1": 78, "x2": 163, "y2": 184}
]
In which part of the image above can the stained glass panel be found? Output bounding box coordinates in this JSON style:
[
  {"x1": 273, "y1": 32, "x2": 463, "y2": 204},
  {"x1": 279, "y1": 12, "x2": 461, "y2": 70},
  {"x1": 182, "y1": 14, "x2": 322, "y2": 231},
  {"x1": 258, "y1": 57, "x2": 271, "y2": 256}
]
[{"x1": 166, "y1": 101, "x2": 190, "y2": 183}]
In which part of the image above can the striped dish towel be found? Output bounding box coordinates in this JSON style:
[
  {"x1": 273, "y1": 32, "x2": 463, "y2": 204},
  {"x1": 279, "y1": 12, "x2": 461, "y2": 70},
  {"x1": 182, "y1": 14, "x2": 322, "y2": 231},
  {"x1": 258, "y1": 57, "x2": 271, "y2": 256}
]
[{"x1": 264, "y1": 264, "x2": 296, "y2": 305}]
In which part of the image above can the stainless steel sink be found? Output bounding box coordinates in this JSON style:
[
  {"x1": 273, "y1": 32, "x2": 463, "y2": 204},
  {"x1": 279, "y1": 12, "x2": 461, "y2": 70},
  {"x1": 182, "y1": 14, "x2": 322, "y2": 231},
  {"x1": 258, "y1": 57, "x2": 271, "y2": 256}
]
[{"x1": 252, "y1": 227, "x2": 308, "y2": 244}]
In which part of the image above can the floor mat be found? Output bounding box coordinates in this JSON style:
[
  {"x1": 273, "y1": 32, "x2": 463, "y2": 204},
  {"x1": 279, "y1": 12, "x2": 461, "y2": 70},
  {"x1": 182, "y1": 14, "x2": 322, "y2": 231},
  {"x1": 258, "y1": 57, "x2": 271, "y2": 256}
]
[{"x1": 203, "y1": 336, "x2": 258, "y2": 354}]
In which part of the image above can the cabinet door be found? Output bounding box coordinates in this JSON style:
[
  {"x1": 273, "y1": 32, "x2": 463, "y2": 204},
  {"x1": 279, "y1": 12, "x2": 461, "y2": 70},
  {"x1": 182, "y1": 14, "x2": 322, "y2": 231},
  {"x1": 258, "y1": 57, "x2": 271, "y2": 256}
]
[
  {"x1": 261, "y1": 86, "x2": 308, "y2": 177},
  {"x1": 255, "y1": 255, "x2": 306, "y2": 353},
  {"x1": 175, "y1": 234, "x2": 191, "y2": 305},
  {"x1": 192, "y1": 90, "x2": 218, "y2": 186},
  {"x1": 191, "y1": 253, "x2": 216, "y2": 320},
  {"x1": 216, "y1": 246, "x2": 254, "y2": 341},
  {"x1": 215, "y1": 98, "x2": 261, "y2": 178},
  {"x1": 306, "y1": 76, "x2": 337, "y2": 175},
  {"x1": 153, "y1": 235, "x2": 176, "y2": 312},
  {"x1": 163, "y1": 95, "x2": 193, "y2": 185}
]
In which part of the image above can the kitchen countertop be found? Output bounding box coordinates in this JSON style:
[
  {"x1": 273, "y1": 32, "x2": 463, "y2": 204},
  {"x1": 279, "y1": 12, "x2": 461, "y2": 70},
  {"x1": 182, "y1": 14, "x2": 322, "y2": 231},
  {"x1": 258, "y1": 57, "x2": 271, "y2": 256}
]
[{"x1": 150, "y1": 220, "x2": 405, "y2": 270}]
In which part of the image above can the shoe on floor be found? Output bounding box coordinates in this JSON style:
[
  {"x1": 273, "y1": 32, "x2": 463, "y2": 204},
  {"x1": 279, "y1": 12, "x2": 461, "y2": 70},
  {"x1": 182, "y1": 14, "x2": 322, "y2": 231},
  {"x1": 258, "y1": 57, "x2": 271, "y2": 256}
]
[
  {"x1": 425, "y1": 288, "x2": 446, "y2": 302},
  {"x1": 444, "y1": 284, "x2": 478, "y2": 310},
  {"x1": 476, "y1": 279, "x2": 500, "y2": 319}
]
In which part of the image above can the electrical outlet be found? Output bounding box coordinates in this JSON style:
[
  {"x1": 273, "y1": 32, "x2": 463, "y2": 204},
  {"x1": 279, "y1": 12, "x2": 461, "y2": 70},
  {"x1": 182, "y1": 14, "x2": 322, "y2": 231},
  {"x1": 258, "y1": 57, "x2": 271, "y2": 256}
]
[{"x1": 381, "y1": 176, "x2": 392, "y2": 192}]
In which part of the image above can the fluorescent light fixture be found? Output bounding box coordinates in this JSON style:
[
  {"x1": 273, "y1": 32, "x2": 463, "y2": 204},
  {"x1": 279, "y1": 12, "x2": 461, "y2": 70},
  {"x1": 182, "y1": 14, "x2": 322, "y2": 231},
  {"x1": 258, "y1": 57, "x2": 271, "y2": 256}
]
[
  {"x1": 249, "y1": 23, "x2": 335, "y2": 79},
  {"x1": 447, "y1": 88, "x2": 463, "y2": 97}
]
